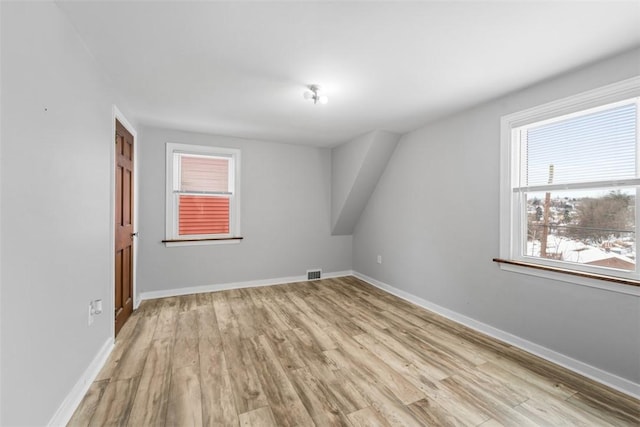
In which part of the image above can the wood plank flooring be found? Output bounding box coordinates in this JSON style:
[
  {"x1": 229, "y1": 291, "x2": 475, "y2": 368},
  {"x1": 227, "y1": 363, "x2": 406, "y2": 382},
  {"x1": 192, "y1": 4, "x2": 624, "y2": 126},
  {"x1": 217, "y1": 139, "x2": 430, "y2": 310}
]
[{"x1": 69, "y1": 276, "x2": 640, "y2": 426}]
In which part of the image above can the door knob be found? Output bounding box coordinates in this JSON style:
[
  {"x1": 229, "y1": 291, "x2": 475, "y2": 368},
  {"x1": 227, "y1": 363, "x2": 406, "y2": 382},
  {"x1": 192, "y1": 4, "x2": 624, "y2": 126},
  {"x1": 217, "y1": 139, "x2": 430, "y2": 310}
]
[{"x1": 131, "y1": 232, "x2": 139, "y2": 237}]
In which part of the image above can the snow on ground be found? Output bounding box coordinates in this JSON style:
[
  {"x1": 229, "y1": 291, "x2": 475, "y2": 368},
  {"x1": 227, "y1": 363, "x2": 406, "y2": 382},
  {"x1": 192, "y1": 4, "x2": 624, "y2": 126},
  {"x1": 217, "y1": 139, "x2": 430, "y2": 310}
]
[{"x1": 526, "y1": 235, "x2": 635, "y2": 267}]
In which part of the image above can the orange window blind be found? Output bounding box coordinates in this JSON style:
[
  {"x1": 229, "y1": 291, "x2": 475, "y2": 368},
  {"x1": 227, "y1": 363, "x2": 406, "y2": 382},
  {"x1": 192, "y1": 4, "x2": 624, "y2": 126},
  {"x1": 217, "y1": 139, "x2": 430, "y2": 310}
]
[{"x1": 178, "y1": 195, "x2": 230, "y2": 235}]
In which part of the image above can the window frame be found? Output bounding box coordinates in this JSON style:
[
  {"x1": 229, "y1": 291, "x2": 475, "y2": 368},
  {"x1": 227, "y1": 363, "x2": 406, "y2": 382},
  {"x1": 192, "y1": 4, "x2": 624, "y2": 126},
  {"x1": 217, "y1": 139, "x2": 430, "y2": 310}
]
[
  {"x1": 165, "y1": 142, "x2": 241, "y2": 247},
  {"x1": 499, "y1": 76, "x2": 640, "y2": 294}
]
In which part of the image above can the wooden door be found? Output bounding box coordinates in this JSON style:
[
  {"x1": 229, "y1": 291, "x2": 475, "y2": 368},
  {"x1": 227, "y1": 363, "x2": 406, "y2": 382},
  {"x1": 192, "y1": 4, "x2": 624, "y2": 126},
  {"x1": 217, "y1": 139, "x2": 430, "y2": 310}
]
[{"x1": 115, "y1": 120, "x2": 134, "y2": 336}]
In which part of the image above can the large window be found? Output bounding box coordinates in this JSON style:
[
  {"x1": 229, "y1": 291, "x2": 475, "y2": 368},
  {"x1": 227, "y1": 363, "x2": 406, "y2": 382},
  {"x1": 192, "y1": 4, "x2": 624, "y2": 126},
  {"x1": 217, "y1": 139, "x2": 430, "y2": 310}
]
[
  {"x1": 500, "y1": 77, "x2": 640, "y2": 284},
  {"x1": 165, "y1": 143, "x2": 241, "y2": 245}
]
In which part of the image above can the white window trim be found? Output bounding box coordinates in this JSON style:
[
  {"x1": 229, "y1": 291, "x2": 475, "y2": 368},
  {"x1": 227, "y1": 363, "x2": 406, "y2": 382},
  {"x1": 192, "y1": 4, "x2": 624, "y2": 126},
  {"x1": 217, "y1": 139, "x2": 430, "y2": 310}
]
[
  {"x1": 165, "y1": 142, "x2": 241, "y2": 247},
  {"x1": 499, "y1": 76, "x2": 640, "y2": 295}
]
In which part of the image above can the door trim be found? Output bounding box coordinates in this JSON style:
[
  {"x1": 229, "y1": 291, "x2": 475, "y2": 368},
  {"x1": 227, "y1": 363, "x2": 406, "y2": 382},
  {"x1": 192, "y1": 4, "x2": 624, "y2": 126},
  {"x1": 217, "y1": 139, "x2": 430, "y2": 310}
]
[{"x1": 111, "y1": 106, "x2": 138, "y2": 338}]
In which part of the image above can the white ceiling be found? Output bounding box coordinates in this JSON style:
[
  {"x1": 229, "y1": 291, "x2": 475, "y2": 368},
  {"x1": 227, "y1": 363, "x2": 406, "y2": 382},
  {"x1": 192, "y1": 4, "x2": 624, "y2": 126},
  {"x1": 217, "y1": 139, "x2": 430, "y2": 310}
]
[{"x1": 57, "y1": 1, "x2": 640, "y2": 147}]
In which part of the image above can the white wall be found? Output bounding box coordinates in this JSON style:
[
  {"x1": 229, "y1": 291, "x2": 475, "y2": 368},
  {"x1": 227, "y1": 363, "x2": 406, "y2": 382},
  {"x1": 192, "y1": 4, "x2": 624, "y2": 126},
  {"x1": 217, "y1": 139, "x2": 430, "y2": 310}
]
[
  {"x1": 353, "y1": 48, "x2": 640, "y2": 387},
  {"x1": 1, "y1": 2, "x2": 129, "y2": 425},
  {"x1": 137, "y1": 126, "x2": 352, "y2": 294}
]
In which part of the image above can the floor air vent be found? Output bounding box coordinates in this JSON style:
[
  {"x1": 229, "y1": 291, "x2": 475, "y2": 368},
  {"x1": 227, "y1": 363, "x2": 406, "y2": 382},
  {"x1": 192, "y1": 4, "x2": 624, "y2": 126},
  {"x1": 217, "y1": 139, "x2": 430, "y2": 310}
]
[{"x1": 307, "y1": 269, "x2": 322, "y2": 280}]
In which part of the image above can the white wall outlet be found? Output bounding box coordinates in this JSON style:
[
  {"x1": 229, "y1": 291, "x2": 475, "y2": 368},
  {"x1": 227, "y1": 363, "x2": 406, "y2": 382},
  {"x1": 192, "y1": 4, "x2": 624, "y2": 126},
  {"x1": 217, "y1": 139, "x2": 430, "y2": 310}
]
[
  {"x1": 88, "y1": 299, "x2": 103, "y2": 326},
  {"x1": 93, "y1": 299, "x2": 103, "y2": 315},
  {"x1": 377, "y1": 255, "x2": 382, "y2": 264},
  {"x1": 88, "y1": 303, "x2": 94, "y2": 326}
]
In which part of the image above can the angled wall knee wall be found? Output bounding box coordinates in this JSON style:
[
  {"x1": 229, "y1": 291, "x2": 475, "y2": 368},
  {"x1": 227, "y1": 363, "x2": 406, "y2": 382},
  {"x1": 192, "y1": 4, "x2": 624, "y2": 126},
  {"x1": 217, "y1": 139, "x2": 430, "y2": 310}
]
[{"x1": 331, "y1": 130, "x2": 400, "y2": 236}]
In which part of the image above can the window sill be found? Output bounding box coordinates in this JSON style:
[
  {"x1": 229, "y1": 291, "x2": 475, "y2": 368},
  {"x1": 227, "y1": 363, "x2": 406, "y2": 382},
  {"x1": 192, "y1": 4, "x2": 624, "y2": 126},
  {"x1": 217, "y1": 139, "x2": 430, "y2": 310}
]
[
  {"x1": 163, "y1": 237, "x2": 243, "y2": 247},
  {"x1": 493, "y1": 258, "x2": 640, "y2": 296}
]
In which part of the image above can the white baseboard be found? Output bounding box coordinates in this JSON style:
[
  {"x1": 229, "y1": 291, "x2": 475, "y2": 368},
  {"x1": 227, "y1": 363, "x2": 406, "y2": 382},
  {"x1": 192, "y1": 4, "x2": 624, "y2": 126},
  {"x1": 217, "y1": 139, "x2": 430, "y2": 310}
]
[
  {"x1": 48, "y1": 337, "x2": 114, "y2": 426},
  {"x1": 353, "y1": 271, "x2": 640, "y2": 399},
  {"x1": 139, "y1": 270, "x2": 354, "y2": 301}
]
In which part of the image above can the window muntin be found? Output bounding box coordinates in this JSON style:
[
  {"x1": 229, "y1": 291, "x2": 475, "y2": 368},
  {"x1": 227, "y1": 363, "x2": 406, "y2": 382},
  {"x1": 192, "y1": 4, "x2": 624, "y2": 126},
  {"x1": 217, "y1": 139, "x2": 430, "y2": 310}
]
[
  {"x1": 501, "y1": 79, "x2": 640, "y2": 282},
  {"x1": 166, "y1": 143, "x2": 240, "y2": 243}
]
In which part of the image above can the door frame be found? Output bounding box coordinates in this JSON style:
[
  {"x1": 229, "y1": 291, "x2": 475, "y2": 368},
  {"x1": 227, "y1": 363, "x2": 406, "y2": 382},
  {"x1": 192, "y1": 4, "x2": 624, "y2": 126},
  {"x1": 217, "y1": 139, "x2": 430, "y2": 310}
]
[{"x1": 111, "y1": 106, "x2": 138, "y2": 338}]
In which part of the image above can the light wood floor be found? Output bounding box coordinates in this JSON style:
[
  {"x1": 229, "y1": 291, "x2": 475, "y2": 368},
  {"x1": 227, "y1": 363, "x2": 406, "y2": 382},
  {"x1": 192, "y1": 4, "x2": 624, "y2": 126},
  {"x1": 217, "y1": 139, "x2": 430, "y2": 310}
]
[{"x1": 69, "y1": 276, "x2": 639, "y2": 426}]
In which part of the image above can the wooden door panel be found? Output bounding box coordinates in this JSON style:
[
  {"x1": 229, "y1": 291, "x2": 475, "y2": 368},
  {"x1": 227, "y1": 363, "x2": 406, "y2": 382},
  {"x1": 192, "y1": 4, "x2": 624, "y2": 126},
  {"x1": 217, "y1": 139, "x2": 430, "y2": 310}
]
[
  {"x1": 123, "y1": 135, "x2": 131, "y2": 158},
  {"x1": 116, "y1": 166, "x2": 123, "y2": 226},
  {"x1": 115, "y1": 249, "x2": 123, "y2": 317},
  {"x1": 123, "y1": 246, "x2": 131, "y2": 306},
  {"x1": 115, "y1": 120, "x2": 134, "y2": 336},
  {"x1": 123, "y1": 168, "x2": 131, "y2": 225}
]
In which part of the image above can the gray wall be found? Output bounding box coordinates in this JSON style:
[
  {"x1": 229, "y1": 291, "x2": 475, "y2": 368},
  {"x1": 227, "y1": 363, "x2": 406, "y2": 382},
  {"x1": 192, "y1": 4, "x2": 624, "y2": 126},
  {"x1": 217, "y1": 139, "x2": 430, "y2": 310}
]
[
  {"x1": 0, "y1": 2, "x2": 127, "y2": 425},
  {"x1": 332, "y1": 132, "x2": 373, "y2": 230},
  {"x1": 137, "y1": 126, "x2": 352, "y2": 293},
  {"x1": 353, "y1": 48, "x2": 640, "y2": 384},
  {"x1": 331, "y1": 130, "x2": 400, "y2": 235}
]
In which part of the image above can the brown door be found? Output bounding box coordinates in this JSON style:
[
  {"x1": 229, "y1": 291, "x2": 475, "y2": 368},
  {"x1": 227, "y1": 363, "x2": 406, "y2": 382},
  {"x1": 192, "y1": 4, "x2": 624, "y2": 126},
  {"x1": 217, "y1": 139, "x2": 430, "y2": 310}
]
[{"x1": 115, "y1": 120, "x2": 134, "y2": 336}]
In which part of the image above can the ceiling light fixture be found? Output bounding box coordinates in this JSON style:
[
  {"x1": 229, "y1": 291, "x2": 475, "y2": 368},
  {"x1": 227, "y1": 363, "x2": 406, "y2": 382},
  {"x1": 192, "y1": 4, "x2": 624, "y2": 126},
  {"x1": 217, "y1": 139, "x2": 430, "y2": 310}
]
[{"x1": 303, "y1": 85, "x2": 328, "y2": 105}]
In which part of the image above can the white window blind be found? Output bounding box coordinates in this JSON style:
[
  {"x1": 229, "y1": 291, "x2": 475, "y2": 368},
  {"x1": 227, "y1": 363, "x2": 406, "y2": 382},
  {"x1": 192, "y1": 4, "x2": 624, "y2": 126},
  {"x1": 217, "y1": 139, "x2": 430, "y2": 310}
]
[
  {"x1": 178, "y1": 154, "x2": 231, "y2": 194},
  {"x1": 520, "y1": 102, "x2": 637, "y2": 189}
]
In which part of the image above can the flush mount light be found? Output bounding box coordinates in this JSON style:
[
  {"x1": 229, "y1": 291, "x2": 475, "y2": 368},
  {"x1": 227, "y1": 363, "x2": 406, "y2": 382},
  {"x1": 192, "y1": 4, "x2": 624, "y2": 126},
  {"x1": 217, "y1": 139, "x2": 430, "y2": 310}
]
[{"x1": 303, "y1": 85, "x2": 328, "y2": 105}]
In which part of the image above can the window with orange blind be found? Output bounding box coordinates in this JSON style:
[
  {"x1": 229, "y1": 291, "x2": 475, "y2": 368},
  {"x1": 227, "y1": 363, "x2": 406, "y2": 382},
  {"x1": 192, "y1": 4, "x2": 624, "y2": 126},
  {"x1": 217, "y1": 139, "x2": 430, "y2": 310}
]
[
  {"x1": 178, "y1": 155, "x2": 231, "y2": 235},
  {"x1": 166, "y1": 143, "x2": 241, "y2": 244}
]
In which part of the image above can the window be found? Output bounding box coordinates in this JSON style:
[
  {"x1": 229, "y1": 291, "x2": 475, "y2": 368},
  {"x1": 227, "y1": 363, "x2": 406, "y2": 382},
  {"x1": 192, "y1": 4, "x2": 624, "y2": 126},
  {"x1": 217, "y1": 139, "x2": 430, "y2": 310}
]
[
  {"x1": 165, "y1": 143, "x2": 241, "y2": 246},
  {"x1": 499, "y1": 77, "x2": 640, "y2": 284}
]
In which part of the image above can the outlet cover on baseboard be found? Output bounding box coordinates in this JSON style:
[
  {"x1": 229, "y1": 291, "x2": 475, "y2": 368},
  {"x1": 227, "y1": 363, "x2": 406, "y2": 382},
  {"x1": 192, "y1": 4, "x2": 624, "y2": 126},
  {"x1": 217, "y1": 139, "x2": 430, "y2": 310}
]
[{"x1": 307, "y1": 269, "x2": 322, "y2": 280}]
